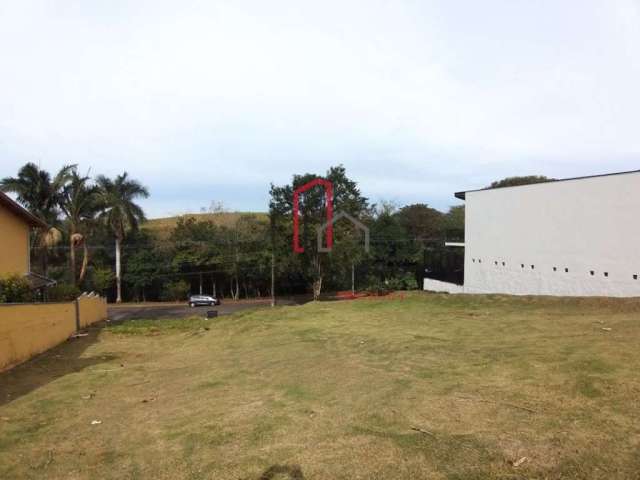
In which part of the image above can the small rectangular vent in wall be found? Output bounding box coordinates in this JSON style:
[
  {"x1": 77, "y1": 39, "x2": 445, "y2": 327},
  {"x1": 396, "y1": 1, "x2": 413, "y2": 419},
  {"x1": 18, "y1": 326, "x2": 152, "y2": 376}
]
[
  {"x1": 494, "y1": 261, "x2": 498, "y2": 266},
  {"x1": 604, "y1": 272, "x2": 609, "y2": 277},
  {"x1": 565, "y1": 268, "x2": 569, "y2": 273},
  {"x1": 502, "y1": 262, "x2": 506, "y2": 266},
  {"x1": 521, "y1": 264, "x2": 525, "y2": 268},
  {"x1": 590, "y1": 271, "x2": 595, "y2": 276},
  {"x1": 635, "y1": 275, "x2": 638, "y2": 280},
  {"x1": 472, "y1": 258, "x2": 475, "y2": 263},
  {"x1": 531, "y1": 265, "x2": 535, "y2": 270},
  {"x1": 553, "y1": 267, "x2": 557, "y2": 272}
]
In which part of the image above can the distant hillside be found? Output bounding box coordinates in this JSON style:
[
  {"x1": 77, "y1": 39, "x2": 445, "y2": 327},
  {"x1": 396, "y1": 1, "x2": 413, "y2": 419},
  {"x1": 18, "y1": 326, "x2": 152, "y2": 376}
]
[{"x1": 143, "y1": 211, "x2": 268, "y2": 239}]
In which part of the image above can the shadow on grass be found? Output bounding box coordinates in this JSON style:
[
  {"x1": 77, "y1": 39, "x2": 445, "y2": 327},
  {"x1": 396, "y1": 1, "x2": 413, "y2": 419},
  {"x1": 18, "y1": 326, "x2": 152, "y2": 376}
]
[
  {"x1": 279, "y1": 292, "x2": 390, "y2": 304},
  {"x1": 258, "y1": 464, "x2": 305, "y2": 480},
  {"x1": 0, "y1": 323, "x2": 112, "y2": 407}
]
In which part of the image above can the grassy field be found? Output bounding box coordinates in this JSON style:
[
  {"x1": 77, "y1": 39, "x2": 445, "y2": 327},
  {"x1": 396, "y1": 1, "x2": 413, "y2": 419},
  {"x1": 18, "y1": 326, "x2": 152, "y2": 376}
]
[{"x1": 1, "y1": 293, "x2": 640, "y2": 479}]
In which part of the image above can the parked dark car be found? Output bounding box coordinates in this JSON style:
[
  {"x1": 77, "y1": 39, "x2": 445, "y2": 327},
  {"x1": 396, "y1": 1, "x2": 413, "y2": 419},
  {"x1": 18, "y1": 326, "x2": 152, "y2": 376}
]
[{"x1": 188, "y1": 295, "x2": 220, "y2": 307}]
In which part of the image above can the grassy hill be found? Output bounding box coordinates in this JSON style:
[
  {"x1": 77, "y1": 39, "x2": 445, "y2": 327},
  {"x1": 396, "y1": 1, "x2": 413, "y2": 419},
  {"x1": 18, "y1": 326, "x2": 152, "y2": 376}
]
[{"x1": 143, "y1": 211, "x2": 268, "y2": 239}]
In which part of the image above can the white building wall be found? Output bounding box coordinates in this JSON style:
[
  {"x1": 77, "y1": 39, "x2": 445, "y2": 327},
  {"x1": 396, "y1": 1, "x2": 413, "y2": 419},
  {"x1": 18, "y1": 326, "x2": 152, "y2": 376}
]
[
  {"x1": 463, "y1": 172, "x2": 640, "y2": 297},
  {"x1": 423, "y1": 278, "x2": 464, "y2": 294}
]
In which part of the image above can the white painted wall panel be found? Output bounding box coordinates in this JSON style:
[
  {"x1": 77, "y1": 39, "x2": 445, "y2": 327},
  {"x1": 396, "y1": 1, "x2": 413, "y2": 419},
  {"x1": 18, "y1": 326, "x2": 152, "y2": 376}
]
[
  {"x1": 423, "y1": 278, "x2": 464, "y2": 294},
  {"x1": 463, "y1": 172, "x2": 640, "y2": 297}
]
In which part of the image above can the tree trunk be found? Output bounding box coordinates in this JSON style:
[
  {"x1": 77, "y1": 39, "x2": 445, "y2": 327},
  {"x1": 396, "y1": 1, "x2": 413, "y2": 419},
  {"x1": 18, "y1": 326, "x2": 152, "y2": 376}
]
[
  {"x1": 312, "y1": 277, "x2": 323, "y2": 301},
  {"x1": 115, "y1": 237, "x2": 122, "y2": 303},
  {"x1": 79, "y1": 241, "x2": 89, "y2": 284},
  {"x1": 70, "y1": 233, "x2": 77, "y2": 285},
  {"x1": 312, "y1": 255, "x2": 323, "y2": 300}
]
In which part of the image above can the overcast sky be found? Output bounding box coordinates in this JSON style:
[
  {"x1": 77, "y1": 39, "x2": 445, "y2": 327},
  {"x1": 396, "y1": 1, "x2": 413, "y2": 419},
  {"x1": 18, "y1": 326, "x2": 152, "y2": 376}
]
[{"x1": 1, "y1": 0, "x2": 639, "y2": 217}]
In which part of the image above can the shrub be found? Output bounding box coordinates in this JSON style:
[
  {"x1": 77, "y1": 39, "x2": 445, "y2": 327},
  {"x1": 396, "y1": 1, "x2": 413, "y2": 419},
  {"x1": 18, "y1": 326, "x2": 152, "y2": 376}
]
[
  {"x1": 47, "y1": 283, "x2": 82, "y2": 302},
  {"x1": 366, "y1": 273, "x2": 419, "y2": 292},
  {"x1": 92, "y1": 267, "x2": 114, "y2": 295},
  {"x1": 362, "y1": 276, "x2": 390, "y2": 296},
  {"x1": 0, "y1": 275, "x2": 34, "y2": 303},
  {"x1": 385, "y1": 273, "x2": 418, "y2": 291},
  {"x1": 161, "y1": 280, "x2": 190, "y2": 302}
]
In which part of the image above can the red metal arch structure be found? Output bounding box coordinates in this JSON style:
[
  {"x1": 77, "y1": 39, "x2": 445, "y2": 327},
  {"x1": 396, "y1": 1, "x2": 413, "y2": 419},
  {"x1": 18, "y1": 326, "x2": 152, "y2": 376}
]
[{"x1": 293, "y1": 178, "x2": 333, "y2": 254}]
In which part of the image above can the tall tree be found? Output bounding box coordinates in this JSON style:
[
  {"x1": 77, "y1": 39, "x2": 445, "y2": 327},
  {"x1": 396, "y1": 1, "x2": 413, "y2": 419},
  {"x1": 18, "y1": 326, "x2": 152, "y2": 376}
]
[
  {"x1": 443, "y1": 205, "x2": 465, "y2": 241},
  {"x1": 396, "y1": 204, "x2": 444, "y2": 242},
  {"x1": 170, "y1": 217, "x2": 219, "y2": 296},
  {"x1": 222, "y1": 214, "x2": 269, "y2": 300},
  {"x1": 96, "y1": 173, "x2": 149, "y2": 303},
  {"x1": 0, "y1": 162, "x2": 74, "y2": 275},
  {"x1": 269, "y1": 165, "x2": 369, "y2": 300},
  {"x1": 369, "y1": 202, "x2": 415, "y2": 285},
  {"x1": 59, "y1": 169, "x2": 100, "y2": 285},
  {"x1": 124, "y1": 249, "x2": 162, "y2": 302}
]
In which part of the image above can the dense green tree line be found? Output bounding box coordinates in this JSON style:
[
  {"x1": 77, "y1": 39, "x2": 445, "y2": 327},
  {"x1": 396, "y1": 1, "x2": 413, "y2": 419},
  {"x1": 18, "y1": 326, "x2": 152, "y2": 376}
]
[
  {"x1": 3, "y1": 162, "x2": 547, "y2": 302},
  {"x1": 1, "y1": 163, "x2": 148, "y2": 302}
]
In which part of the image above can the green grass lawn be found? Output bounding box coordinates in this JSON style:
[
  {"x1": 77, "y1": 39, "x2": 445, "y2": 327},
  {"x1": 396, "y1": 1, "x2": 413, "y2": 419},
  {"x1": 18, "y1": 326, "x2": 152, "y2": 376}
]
[{"x1": 2, "y1": 293, "x2": 640, "y2": 479}]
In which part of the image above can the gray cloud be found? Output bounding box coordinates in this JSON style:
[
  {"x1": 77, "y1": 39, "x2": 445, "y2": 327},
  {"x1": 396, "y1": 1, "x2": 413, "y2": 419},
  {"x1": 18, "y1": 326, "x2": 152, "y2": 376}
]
[{"x1": 1, "y1": 0, "x2": 638, "y2": 217}]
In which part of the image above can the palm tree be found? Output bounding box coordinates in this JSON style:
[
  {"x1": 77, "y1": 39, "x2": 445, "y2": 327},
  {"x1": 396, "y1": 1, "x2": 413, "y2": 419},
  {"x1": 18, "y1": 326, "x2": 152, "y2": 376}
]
[
  {"x1": 1, "y1": 163, "x2": 75, "y2": 275},
  {"x1": 59, "y1": 169, "x2": 100, "y2": 285},
  {"x1": 96, "y1": 173, "x2": 149, "y2": 303}
]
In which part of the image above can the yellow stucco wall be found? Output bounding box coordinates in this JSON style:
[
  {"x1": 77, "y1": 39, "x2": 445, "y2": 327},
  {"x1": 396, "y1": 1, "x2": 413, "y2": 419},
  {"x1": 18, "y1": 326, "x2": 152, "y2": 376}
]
[
  {"x1": 0, "y1": 303, "x2": 75, "y2": 371},
  {"x1": 0, "y1": 295, "x2": 108, "y2": 371},
  {"x1": 78, "y1": 294, "x2": 108, "y2": 328},
  {"x1": 0, "y1": 202, "x2": 30, "y2": 275}
]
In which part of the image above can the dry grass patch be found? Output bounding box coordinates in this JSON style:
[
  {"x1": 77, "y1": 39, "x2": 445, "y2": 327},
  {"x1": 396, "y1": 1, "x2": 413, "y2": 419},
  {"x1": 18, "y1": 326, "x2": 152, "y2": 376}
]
[
  {"x1": 143, "y1": 212, "x2": 267, "y2": 240},
  {"x1": 2, "y1": 293, "x2": 640, "y2": 479}
]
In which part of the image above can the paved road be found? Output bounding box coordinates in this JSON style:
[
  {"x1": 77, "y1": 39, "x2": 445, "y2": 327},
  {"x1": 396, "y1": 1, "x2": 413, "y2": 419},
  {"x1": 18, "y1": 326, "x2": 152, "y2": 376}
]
[{"x1": 108, "y1": 300, "x2": 278, "y2": 322}]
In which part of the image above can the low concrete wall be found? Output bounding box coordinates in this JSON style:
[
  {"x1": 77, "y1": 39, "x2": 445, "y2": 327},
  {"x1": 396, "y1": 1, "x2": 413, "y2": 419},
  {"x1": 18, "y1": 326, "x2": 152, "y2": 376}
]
[
  {"x1": 423, "y1": 278, "x2": 464, "y2": 294},
  {"x1": 78, "y1": 293, "x2": 108, "y2": 328},
  {"x1": 0, "y1": 294, "x2": 108, "y2": 371},
  {"x1": 0, "y1": 303, "x2": 75, "y2": 371}
]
